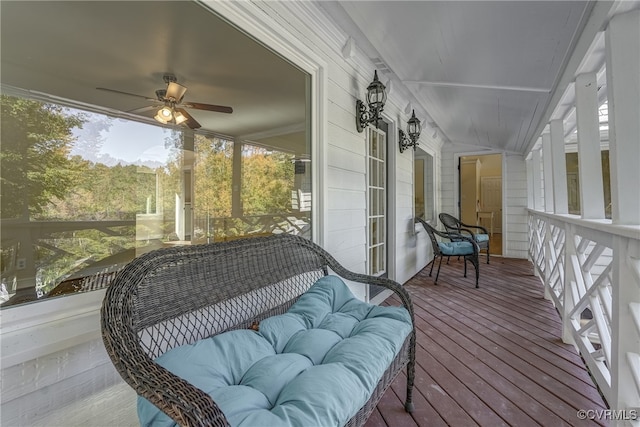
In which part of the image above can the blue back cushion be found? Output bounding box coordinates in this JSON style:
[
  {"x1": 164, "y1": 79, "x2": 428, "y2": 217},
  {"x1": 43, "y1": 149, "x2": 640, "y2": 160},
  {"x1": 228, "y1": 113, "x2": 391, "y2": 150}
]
[{"x1": 475, "y1": 233, "x2": 489, "y2": 242}]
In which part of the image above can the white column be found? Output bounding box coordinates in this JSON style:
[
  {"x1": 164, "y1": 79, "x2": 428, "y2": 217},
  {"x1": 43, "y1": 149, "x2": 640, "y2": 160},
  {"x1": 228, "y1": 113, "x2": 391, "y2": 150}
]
[
  {"x1": 575, "y1": 72, "x2": 605, "y2": 219},
  {"x1": 606, "y1": 10, "x2": 640, "y2": 226},
  {"x1": 607, "y1": 10, "x2": 640, "y2": 418},
  {"x1": 526, "y1": 157, "x2": 534, "y2": 209},
  {"x1": 541, "y1": 133, "x2": 554, "y2": 212},
  {"x1": 532, "y1": 149, "x2": 543, "y2": 210},
  {"x1": 550, "y1": 120, "x2": 568, "y2": 214}
]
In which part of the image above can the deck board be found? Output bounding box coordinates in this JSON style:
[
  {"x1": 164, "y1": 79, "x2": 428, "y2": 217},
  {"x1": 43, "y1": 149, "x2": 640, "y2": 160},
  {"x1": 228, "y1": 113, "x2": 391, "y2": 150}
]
[{"x1": 367, "y1": 257, "x2": 609, "y2": 427}]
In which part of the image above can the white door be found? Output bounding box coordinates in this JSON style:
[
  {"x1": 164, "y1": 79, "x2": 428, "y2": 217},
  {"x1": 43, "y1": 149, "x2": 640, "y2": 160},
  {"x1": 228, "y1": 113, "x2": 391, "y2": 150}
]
[
  {"x1": 367, "y1": 126, "x2": 386, "y2": 277},
  {"x1": 480, "y1": 176, "x2": 502, "y2": 233}
]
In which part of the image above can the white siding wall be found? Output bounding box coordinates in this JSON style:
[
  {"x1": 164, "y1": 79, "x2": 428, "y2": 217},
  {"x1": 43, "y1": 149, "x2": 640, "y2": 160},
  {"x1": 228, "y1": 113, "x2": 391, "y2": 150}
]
[
  {"x1": 1, "y1": 2, "x2": 438, "y2": 425},
  {"x1": 440, "y1": 147, "x2": 458, "y2": 220},
  {"x1": 504, "y1": 154, "x2": 529, "y2": 258}
]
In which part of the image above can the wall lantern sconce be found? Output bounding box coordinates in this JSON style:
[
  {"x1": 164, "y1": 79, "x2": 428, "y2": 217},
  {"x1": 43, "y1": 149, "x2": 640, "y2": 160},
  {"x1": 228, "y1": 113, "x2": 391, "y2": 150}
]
[
  {"x1": 398, "y1": 110, "x2": 422, "y2": 153},
  {"x1": 356, "y1": 70, "x2": 387, "y2": 132}
]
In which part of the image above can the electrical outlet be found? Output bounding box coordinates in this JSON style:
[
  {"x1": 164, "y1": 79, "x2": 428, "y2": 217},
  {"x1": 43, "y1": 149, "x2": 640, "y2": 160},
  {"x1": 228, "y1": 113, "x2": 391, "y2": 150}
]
[{"x1": 16, "y1": 258, "x2": 26, "y2": 270}]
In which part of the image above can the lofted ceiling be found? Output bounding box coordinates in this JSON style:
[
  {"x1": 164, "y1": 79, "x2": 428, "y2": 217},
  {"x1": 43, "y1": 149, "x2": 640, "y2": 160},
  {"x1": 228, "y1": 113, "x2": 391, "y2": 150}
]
[
  {"x1": 321, "y1": 1, "x2": 595, "y2": 154},
  {"x1": 0, "y1": 1, "x2": 308, "y2": 141}
]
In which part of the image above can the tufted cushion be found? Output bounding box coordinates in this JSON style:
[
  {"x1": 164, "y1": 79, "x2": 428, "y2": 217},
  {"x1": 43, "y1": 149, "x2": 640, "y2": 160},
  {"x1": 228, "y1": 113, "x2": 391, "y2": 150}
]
[
  {"x1": 438, "y1": 241, "x2": 474, "y2": 256},
  {"x1": 474, "y1": 233, "x2": 489, "y2": 243},
  {"x1": 138, "y1": 275, "x2": 412, "y2": 427}
]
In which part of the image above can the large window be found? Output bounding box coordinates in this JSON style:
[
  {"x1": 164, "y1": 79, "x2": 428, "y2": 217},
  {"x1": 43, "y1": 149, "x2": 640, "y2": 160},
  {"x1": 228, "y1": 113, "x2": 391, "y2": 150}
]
[
  {"x1": 0, "y1": 1, "x2": 312, "y2": 308},
  {"x1": 0, "y1": 95, "x2": 311, "y2": 307},
  {"x1": 414, "y1": 151, "x2": 435, "y2": 222}
]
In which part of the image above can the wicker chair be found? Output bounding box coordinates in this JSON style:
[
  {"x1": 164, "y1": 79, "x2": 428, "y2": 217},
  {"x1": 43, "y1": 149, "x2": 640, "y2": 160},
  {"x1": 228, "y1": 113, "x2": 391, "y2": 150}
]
[
  {"x1": 415, "y1": 217, "x2": 480, "y2": 288},
  {"x1": 101, "y1": 234, "x2": 415, "y2": 427},
  {"x1": 439, "y1": 212, "x2": 490, "y2": 264}
]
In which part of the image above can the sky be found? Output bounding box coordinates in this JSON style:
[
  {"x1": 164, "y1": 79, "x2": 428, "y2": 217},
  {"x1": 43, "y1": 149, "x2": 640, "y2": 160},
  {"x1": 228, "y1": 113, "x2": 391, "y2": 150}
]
[
  {"x1": 99, "y1": 119, "x2": 172, "y2": 164},
  {"x1": 71, "y1": 112, "x2": 174, "y2": 166}
]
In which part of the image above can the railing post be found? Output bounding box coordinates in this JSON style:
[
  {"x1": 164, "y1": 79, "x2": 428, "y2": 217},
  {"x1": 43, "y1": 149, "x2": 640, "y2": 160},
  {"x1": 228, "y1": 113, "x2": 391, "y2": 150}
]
[
  {"x1": 611, "y1": 236, "x2": 640, "y2": 422},
  {"x1": 543, "y1": 219, "x2": 552, "y2": 300},
  {"x1": 561, "y1": 222, "x2": 577, "y2": 346}
]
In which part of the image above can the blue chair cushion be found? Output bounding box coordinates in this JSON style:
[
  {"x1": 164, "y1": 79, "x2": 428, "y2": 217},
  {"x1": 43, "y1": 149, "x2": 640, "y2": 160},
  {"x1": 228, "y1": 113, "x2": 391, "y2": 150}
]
[
  {"x1": 474, "y1": 233, "x2": 489, "y2": 243},
  {"x1": 137, "y1": 275, "x2": 412, "y2": 427},
  {"x1": 438, "y1": 241, "x2": 474, "y2": 256}
]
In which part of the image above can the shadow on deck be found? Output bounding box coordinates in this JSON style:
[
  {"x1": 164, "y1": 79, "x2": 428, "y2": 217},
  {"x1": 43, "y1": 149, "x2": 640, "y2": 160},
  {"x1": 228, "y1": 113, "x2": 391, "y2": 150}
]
[{"x1": 367, "y1": 257, "x2": 609, "y2": 427}]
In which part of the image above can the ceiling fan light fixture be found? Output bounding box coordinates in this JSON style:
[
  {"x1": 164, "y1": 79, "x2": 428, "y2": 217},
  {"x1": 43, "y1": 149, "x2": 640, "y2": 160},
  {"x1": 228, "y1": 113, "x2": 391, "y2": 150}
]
[
  {"x1": 166, "y1": 82, "x2": 188, "y2": 103},
  {"x1": 154, "y1": 111, "x2": 169, "y2": 124},
  {"x1": 154, "y1": 105, "x2": 175, "y2": 125},
  {"x1": 173, "y1": 110, "x2": 187, "y2": 125},
  {"x1": 159, "y1": 106, "x2": 173, "y2": 119}
]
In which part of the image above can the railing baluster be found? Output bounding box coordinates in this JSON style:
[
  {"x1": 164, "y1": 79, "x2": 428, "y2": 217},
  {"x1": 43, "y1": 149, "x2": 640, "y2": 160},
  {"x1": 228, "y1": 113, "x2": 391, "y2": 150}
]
[{"x1": 529, "y1": 210, "x2": 640, "y2": 413}]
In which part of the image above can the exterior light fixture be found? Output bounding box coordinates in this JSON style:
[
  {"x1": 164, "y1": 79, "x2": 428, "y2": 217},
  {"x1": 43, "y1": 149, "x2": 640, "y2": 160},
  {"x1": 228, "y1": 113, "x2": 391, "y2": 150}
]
[
  {"x1": 356, "y1": 70, "x2": 387, "y2": 132},
  {"x1": 398, "y1": 110, "x2": 422, "y2": 153}
]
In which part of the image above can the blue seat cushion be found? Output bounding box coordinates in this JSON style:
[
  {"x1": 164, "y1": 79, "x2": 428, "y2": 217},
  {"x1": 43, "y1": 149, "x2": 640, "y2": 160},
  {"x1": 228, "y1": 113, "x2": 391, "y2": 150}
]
[
  {"x1": 438, "y1": 241, "x2": 474, "y2": 256},
  {"x1": 138, "y1": 275, "x2": 412, "y2": 427},
  {"x1": 474, "y1": 233, "x2": 489, "y2": 243}
]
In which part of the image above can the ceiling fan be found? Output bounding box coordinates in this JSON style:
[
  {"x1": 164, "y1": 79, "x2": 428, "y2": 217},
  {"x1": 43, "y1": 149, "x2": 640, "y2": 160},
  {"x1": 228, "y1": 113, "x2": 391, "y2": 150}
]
[{"x1": 96, "y1": 74, "x2": 233, "y2": 129}]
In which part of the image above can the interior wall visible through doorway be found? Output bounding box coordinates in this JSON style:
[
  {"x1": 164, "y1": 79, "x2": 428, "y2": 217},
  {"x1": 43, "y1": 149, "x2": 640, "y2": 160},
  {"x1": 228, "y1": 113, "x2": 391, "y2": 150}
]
[{"x1": 459, "y1": 153, "x2": 502, "y2": 255}]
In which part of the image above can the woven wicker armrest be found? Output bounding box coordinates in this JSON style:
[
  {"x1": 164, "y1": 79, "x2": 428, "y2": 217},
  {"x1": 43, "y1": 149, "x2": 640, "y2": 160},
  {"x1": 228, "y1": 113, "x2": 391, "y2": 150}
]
[{"x1": 101, "y1": 234, "x2": 416, "y2": 427}]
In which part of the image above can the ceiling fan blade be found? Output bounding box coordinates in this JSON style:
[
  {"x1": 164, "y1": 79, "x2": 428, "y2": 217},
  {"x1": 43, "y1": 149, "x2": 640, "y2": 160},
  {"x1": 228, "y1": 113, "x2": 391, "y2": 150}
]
[
  {"x1": 166, "y1": 82, "x2": 187, "y2": 102},
  {"x1": 176, "y1": 108, "x2": 201, "y2": 129},
  {"x1": 96, "y1": 87, "x2": 155, "y2": 101},
  {"x1": 183, "y1": 102, "x2": 233, "y2": 114}
]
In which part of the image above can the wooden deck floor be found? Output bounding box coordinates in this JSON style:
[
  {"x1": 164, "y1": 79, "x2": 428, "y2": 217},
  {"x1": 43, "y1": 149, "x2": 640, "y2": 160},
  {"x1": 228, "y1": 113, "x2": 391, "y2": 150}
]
[{"x1": 366, "y1": 257, "x2": 609, "y2": 427}]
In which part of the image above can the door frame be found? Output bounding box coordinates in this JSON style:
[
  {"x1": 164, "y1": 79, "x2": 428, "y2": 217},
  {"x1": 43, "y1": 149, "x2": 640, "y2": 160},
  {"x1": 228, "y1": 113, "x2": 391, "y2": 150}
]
[{"x1": 453, "y1": 150, "x2": 505, "y2": 254}]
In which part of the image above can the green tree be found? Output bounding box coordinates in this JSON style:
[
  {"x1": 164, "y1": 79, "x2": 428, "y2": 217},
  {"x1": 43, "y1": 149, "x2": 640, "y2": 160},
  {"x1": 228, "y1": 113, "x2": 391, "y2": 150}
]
[
  {"x1": 1, "y1": 95, "x2": 85, "y2": 218},
  {"x1": 242, "y1": 148, "x2": 295, "y2": 215}
]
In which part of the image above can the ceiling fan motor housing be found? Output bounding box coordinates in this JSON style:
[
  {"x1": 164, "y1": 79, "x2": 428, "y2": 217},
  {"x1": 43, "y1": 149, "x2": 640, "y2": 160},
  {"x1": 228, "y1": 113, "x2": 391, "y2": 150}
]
[{"x1": 155, "y1": 89, "x2": 167, "y2": 101}]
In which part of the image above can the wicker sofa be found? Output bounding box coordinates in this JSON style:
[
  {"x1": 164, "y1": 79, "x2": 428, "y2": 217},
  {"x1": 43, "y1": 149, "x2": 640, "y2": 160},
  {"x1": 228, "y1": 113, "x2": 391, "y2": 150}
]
[{"x1": 101, "y1": 234, "x2": 415, "y2": 427}]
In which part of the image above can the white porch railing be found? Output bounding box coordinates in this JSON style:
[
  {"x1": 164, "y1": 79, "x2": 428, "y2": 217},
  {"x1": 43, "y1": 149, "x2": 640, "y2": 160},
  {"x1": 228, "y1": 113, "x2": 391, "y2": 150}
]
[{"x1": 528, "y1": 210, "x2": 640, "y2": 422}]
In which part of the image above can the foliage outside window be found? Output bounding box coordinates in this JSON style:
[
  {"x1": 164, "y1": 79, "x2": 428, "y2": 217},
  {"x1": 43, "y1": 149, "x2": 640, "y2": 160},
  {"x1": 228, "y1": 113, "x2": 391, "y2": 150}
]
[{"x1": 0, "y1": 94, "x2": 311, "y2": 307}]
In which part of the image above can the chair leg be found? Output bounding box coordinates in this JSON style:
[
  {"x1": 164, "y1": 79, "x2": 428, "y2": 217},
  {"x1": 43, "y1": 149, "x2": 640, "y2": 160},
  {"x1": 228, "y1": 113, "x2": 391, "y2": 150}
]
[
  {"x1": 486, "y1": 242, "x2": 490, "y2": 264},
  {"x1": 446, "y1": 256, "x2": 451, "y2": 265},
  {"x1": 435, "y1": 255, "x2": 444, "y2": 283},
  {"x1": 472, "y1": 255, "x2": 480, "y2": 288},
  {"x1": 464, "y1": 258, "x2": 467, "y2": 277},
  {"x1": 429, "y1": 256, "x2": 436, "y2": 276},
  {"x1": 404, "y1": 334, "x2": 416, "y2": 413}
]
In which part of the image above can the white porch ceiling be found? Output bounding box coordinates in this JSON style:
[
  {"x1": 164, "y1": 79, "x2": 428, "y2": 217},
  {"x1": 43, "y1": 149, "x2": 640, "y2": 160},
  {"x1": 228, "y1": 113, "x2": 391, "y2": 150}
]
[{"x1": 321, "y1": 1, "x2": 595, "y2": 154}]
